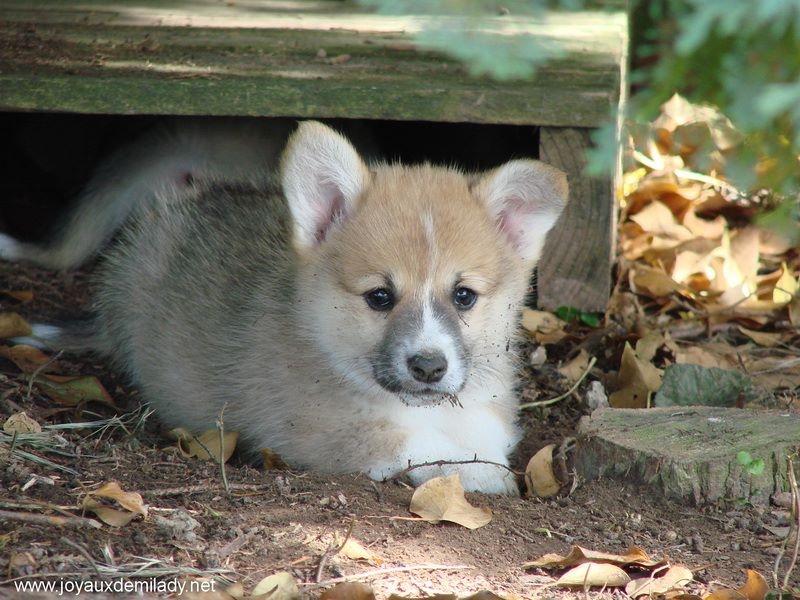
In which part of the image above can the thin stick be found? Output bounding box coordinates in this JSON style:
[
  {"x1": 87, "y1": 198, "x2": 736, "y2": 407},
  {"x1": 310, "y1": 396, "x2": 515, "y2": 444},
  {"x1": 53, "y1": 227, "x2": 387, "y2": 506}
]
[
  {"x1": 61, "y1": 536, "x2": 102, "y2": 580},
  {"x1": 780, "y1": 454, "x2": 799, "y2": 590},
  {"x1": 216, "y1": 403, "x2": 230, "y2": 494},
  {"x1": 520, "y1": 356, "x2": 597, "y2": 410},
  {"x1": 316, "y1": 519, "x2": 356, "y2": 583},
  {"x1": 144, "y1": 482, "x2": 277, "y2": 497},
  {"x1": 389, "y1": 457, "x2": 518, "y2": 481},
  {"x1": 303, "y1": 564, "x2": 473, "y2": 590},
  {"x1": 25, "y1": 350, "x2": 63, "y2": 400},
  {"x1": 0, "y1": 509, "x2": 101, "y2": 529}
]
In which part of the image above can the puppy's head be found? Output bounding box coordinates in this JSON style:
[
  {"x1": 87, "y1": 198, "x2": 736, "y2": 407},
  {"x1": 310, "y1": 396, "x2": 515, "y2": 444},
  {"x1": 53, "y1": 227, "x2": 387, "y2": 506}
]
[{"x1": 282, "y1": 121, "x2": 567, "y2": 406}]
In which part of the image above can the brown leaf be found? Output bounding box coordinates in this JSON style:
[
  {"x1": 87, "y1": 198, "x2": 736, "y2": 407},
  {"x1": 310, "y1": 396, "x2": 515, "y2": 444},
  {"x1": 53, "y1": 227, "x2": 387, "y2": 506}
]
[
  {"x1": 704, "y1": 568, "x2": 768, "y2": 600},
  {"x1": 0, "y1": 344, "x2": 61, "y2": 374},
  {"x1": 608, "y1": 342, "x2": 663, "y2": 408},
  {"x1": 1, "y1": 290, "x2": 34, "y2": 303},
  {"x1": 524, "y1": 444, "x2": 561, "y2": 498},
  {"x1": 320, "y1": 582, "x2": 375, "y2": 600},
  {"x1": 626, "y1": 565, "x2": 694, "y2": 598},
  {"x1": 736, "y1": 327, "x2": 785, "y2": 348},
  {"x1": 558, "y1": 349, "x2": 591, "y2": 383},
  {"x1": 525, "y1": 545, "x2": 664, "y2": 570},
  {"x1": 260, "y1": 447, "x2": 288, "y2": 470},
  {"x1": 630, "y1": 265, "x2": 681, "y2": 298},
  {"x1": 773, "y1": 262, "x2": 798, "y2": 305},
  {"x1": 409, "y1": 473, "x2": 492, "y2": 529},
  {"x1": 338, "y1": 538, "x2": 383, "y2": 565},
  {"x1": 556, "y1": 562, "x2": 631, "y2": 588},
  {"x1": 521, "y1": 309, "x2": 567, "y2": 344},
  {"x1": 3, "y1": 411, "x2": 42, "y2": 434},
  {"x1": 37, "y1": 374, "x2": 116, "y2": 408},
  {"x1": 92, "y1": 481, "x2": 148, "y2": 517},
  {"x1": 630, "y1": 201, "x2": 693, "y2": 241},
  {"x1": 251, "y1": 572, "x2": 300, "y2": 600},
  {"x1": 176, "y1": 429, "x2": 239, "y2": 463},
  {"x1": 0, "y1": 312, "x2": 32, "y2": 339},
  {"x1": 81, "y1": 481, "x2": 147, "y2": 527}
]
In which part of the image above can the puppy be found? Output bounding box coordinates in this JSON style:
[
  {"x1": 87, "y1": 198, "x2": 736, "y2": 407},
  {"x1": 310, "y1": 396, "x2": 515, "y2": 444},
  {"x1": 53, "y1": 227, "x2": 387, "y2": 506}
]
[{"x1": 2, "y1": 120, "x2": 567, "y2": 494}]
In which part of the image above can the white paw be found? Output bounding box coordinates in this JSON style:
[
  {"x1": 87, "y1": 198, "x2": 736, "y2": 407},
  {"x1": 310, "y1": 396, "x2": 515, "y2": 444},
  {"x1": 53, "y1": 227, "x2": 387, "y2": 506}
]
[{"x1": 406, "y1": 461, "x2": 519, "y2": 495}]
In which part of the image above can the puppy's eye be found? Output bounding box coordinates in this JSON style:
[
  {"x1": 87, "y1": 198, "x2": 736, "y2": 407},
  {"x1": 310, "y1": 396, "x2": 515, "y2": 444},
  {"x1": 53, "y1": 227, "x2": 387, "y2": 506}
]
[
  {"x1": 453, "y1": 287, "x2": 477, "y2": 310},
  {"x1": 364, "y1": 288, "x2": 395, "y2": 311}
]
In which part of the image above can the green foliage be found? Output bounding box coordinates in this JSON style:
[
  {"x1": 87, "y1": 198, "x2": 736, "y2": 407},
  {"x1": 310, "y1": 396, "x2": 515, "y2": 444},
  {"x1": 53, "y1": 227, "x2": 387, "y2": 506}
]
[
  {"x1": 632, "y1": 0, "x2": 800, "y2": 195},
  {"x1": 360, "y1": 0, "x2": 800, "y2": 205},
  {"x1": 356, "y1": 0, "x2": 575, "y2": 80},
  {"x1": 554, "y1": 306, "x2": 601, "y2": 327},
  {"x1": 736, "y1": 451, "x2": 765, "y2": 477}
]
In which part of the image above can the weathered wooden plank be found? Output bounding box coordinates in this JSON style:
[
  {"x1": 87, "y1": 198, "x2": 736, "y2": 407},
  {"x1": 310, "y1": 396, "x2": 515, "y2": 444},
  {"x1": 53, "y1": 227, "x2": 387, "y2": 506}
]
[
  {"x1": 576, "y1": 407, "x2": 800, "y2": 505},
  {"x1": 0, "y1": 0, "x2": 628, "y2": 126},
  {"x1": 537, "y1": 128, "x2": 614, "y2": 311}
]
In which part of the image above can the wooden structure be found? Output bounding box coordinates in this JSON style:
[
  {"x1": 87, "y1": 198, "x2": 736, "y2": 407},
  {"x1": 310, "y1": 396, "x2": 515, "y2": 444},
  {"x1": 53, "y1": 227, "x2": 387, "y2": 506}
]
[{"x1": 0, "y1": 0, "x2": 628, "y2": 311}]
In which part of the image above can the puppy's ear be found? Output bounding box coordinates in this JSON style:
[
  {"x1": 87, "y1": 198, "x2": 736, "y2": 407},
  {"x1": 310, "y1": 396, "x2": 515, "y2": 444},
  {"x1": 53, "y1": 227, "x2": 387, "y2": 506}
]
[
  {"x1": 474, "y1": 160, "x2": 568, "y2": 263},
  {"x1": 281, "y1": 121, "x2": 370, "y2": 252}
]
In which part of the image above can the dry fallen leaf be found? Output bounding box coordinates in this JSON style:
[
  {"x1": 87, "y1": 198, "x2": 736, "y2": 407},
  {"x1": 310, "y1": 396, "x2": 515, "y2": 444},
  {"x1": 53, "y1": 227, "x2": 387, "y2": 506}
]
[
  {"x1": 626, "y1": 565, "x2": 694, "y2": 598},
  {"x1": 37, "y1": 374, "x2": 116, "y2": 408},
  {"x1": 525, "y1": 545, "x2": 664, "y2": 570},
  {"x1": 773, "y1": 262, "x2": 798, "y2": 305},
  {"x1": 0, "y1": 344, "x2": 61, "y2": 374},
  {"x1": 0, "y1": 312, "x2": 32, "y2": 339},
  {"x1": 409, "y1": 473, "x2": 492, "y2": 529},
  {"x1": 319, "y1": 582, "x2": 375, "y2": 600},
  {"x1": 705, "y1": 569, "x2": 768, "y2": 600},
  {"x1": 520, "y1": 309, "x2": 567, "y2": 344},
  {"x1": 608, "y1": 342, "x2": 663, "y2": 408},
  {"x1": 558, "y1": 349, "x2": 591, "y2": 383},
  {"x1": 630, "y1": 264, "x2": 681, "y2": 298},
  {"x1": 338, "y1": 538, "x2": 383, "y2": 565},
  {"x1": 175, "y1": 429, "x2": 239, "y2": 463},
  {"x1": 3, "y1": 411, "x2": 42, "y2": 434},
  {"x1": 524, "y1": 444, "x2": 561, "y2": 498},
  {"x1": 251, "y1": 571, "x2": 300, "y2": 600},
  {"x1": 556, "y1": 562, "x2": 631, "y2": 588},
  {"x1": 82, "y1": 481, "x2": 148, "y2": 527},
  {"x1": 736, "y1": 327, "x2": 785, "y2": 348},
  {"x1": 260, "y1": 447, "x2": 288, "y2": 470},
  {"x1": 1, "y1": 290, "x2": 34, "y2": 303}
]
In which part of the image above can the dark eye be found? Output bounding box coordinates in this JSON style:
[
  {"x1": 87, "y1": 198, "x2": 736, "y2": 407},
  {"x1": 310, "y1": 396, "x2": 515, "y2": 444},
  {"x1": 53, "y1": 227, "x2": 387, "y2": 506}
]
[
  {"x1": 453, "y1": 287, "x2": 477, "y2": 310},
  {"x1": 364, "y1": 288, "x2": 395, "y2": 311}
]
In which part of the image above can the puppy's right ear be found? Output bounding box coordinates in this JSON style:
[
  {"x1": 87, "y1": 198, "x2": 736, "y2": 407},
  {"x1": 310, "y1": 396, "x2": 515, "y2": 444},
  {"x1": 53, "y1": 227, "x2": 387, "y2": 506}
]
[{"x1": 281, "y1": 121, "x2": 370, "y2": 252}]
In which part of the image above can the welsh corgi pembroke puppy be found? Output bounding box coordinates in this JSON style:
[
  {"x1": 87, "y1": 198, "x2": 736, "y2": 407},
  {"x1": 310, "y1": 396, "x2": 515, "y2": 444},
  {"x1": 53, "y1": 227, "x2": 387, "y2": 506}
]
[{"x1": 2, "y1": 120, "x2": 568, "y2": 494}]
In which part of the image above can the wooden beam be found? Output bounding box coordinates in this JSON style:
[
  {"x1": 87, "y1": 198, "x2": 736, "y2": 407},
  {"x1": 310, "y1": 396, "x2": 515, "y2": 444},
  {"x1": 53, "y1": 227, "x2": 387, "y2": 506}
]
[
  {"x1": 537, "y1": 128, "x2": 614, "y2": 312},
  {"x1": 0, "y1": 1, "x2": 627, "y2": 127}
]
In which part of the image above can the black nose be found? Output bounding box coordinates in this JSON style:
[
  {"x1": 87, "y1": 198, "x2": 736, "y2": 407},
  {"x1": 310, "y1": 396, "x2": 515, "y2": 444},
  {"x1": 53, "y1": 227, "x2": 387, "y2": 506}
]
[{"x1": 407, "y1": 352, "x2": 448, "y2": 383}]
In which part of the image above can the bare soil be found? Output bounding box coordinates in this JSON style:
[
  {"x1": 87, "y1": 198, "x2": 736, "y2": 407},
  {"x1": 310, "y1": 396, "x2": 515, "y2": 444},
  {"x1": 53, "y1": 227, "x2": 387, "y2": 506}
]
[{"x1": 0, "y1": 260, "x2": 795, "y2": 598}]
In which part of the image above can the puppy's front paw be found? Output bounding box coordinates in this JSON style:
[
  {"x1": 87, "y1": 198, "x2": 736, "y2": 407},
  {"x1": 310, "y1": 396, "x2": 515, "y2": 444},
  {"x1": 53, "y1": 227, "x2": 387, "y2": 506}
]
[{"x1": 405, "y1": 462, "x2": 519, "y2": 495}]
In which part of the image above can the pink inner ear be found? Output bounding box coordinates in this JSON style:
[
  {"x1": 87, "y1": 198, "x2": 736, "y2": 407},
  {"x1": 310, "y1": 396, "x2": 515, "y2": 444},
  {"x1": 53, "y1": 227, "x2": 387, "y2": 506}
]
[
  {"x1": 313, "y1": 182, "x2": 346, "y2": 243},
  {"x1": 496, "y1": 197, "x2": 530, "y2": 251}
]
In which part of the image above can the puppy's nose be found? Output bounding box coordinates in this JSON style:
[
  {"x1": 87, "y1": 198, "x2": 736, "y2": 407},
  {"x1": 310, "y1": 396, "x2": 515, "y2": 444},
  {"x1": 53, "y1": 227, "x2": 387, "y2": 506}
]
[{"x1": 407, "y1": 352, "x2": 448, "y2": 383}]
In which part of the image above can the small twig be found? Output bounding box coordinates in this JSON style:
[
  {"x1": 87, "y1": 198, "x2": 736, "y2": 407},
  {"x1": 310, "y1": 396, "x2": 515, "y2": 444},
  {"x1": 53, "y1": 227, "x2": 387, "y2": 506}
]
[
  {"x1": 776, "y1": 453, "x2": 799, "y2": 590},
  {"x1": 144, "y1": 482, "x2": 277, "y2": 497},
  {"x1": 302, "y1": 564, "x2": 473, "y2": 590},
  {"x1": 520, "y1": 356, "x2": 597, "y2": 410},
  {"x1": 61, "y1": 536, "x2": 102, "y2": 580},
  {"x1": 216, "y1": 403, "x2": 230, "y2": 494},
  {"x1": 316, "y1": 519, "x2": 356, "y2": 583},
  {"x1": 389, "y1": 457, "x2": 518, "y2": 481},
  {"x1": 25, "y1": 350, "x2": 63, "y2": 400},
  {"x1": 0, "y1": 509, "x2": 101, "y2": 529}
]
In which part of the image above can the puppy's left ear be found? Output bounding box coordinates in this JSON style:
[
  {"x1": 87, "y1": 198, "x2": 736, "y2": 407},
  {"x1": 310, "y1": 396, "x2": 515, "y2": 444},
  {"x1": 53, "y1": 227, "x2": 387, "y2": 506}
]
[{"x1": 474, "y1": 160, "x2": 568, "y2": 263}]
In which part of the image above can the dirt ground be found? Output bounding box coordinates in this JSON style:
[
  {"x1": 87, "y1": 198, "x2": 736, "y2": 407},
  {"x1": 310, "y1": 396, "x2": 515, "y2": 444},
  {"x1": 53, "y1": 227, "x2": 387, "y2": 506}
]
[{"x1": 0, "y1": 260, "x2": 796, "y2": 599}]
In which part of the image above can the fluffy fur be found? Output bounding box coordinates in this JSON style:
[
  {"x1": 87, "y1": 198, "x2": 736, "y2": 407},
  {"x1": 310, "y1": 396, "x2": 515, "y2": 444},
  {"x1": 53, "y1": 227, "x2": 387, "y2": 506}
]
[{"x1": 5, "y1": 120, "x2": 568, "y2": 494}]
